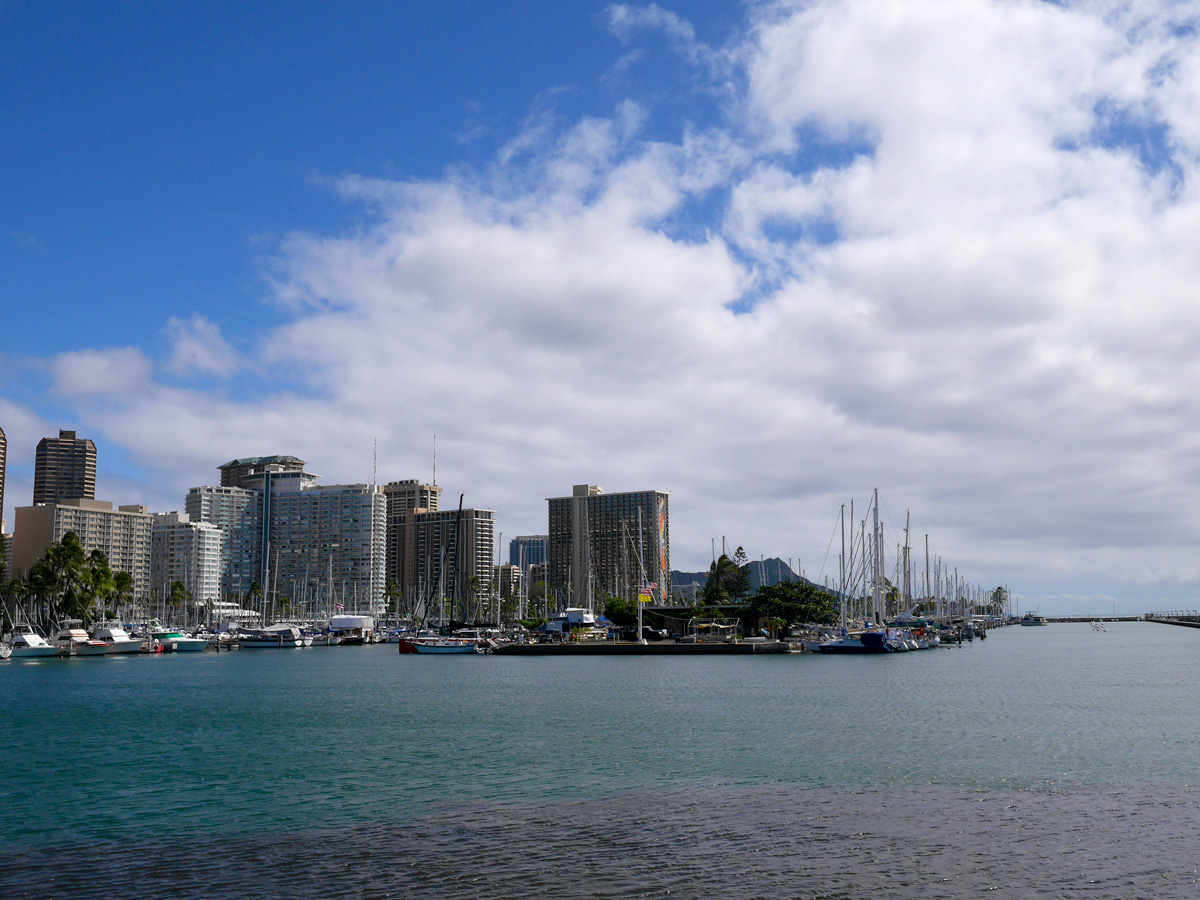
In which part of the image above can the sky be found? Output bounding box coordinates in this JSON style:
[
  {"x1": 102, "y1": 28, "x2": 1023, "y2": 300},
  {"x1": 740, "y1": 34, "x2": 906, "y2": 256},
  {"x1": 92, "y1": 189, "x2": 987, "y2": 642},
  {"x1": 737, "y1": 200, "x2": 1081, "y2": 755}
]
[{"x1": 4, "y1": 0, "x2": 1200, "y2": 615}]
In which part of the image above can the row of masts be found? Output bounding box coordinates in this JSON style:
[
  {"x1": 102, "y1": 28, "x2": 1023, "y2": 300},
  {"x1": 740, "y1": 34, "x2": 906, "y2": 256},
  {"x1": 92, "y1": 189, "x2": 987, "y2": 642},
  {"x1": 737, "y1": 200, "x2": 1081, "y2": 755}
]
[{"x1": 832, "y1": 488, "x2": 1013, "y2": 626}]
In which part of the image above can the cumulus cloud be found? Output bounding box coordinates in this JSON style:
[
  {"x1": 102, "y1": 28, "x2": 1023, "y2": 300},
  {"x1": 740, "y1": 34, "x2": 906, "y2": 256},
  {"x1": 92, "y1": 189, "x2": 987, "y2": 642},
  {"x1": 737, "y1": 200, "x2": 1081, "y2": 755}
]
[
  {"x1": 31, "y1": 0, "x2": 1200, "y2": 612},
  {"x1": 164, "y1": 315, "x2": 240, "y2": 377},
  {"x1": 52, "y1": 347, "x2": 154, "y2": 398}
]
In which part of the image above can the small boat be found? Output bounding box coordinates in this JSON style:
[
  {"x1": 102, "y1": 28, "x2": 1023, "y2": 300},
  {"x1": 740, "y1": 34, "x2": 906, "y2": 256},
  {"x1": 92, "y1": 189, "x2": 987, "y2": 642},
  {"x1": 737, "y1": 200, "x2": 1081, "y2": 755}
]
[
  {"x1": 412, "y1": 638, "x2": 481, "y2": 654},
  {"x1": 815, "y1": 631, "x2": 894, "y2": 654},
  {"x1": 93, "y1": 624, "x2": 146, "y2": 655},
  {"x1": 237, "y1": 623, "x2": 304, "y2": 648},
  {"x1": 1020, "y1": 612, "x2": 1048, "y2": 626},
  {"x1": 6, "y1": 624, "x2": 64, "y2": 658},
  {"x1": 152, "y1": 627, "x2": 211, "y2": 652},
  {"x1": 56, "y1": 620, "x2": 110, "y2": 657}
]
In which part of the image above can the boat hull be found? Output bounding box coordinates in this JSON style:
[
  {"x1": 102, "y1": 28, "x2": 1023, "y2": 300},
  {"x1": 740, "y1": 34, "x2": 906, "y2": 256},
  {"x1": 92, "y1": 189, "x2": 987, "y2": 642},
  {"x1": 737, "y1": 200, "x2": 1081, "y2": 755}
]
[
  {"x1": 161, "y1": 638, "x2": 210, "y2": 652},
  {"x1": 412, "y1": 641, "x2": 480, "y2": 654},
  {"x1": 9, "y1": 645, "x2": 63, "y2": 659}
]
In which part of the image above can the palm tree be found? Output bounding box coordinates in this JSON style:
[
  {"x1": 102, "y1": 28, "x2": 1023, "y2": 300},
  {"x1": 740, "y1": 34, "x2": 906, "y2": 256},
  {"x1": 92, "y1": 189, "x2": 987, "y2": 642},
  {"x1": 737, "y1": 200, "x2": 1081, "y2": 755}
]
[
  {"x1": 112, "y1": 571, "x2": 134, "y2": 619},
  {"x1": 81, "y1": 549, "x2": 114, "y2": 625},
  {"x1": 168, "y1": 580, "x2": 191, "y2": 625}
]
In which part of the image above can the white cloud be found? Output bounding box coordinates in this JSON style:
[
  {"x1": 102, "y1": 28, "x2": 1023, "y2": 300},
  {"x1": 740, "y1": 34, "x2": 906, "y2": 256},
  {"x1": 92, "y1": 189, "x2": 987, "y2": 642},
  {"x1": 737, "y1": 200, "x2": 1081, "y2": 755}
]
[
  {"x1": 164, "y1": 315, "x2": 240, "y2": 377},
  {"x1": 52, "y1": 347, "x2": 154, "y2": 398},
  {"x1": 30, "y1": 0, "x2": 1200, "y2": 613}
]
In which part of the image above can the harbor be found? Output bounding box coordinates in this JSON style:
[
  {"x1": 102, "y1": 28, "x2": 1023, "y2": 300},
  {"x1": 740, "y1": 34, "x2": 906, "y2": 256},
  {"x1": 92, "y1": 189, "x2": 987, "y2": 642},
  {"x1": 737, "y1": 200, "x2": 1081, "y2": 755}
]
[{"x1": 3, "y1": 621, "x2": 1199, "y2": 899}]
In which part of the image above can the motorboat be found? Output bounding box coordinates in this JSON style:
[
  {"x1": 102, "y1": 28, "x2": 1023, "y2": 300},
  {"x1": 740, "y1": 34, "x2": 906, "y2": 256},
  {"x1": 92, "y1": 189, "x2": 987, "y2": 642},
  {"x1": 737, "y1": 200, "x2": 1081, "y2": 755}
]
[
  {"x1": 93, "y1": 624, "x2": 146, "y2": 654},
  {"x1": 814, "y1": 631, "x2": 894, "y2": 654},
  {"x1": 152, "y1": 627, "x2": 211, "y2": 652},
  {"x1": 6, "y1": 624, "x2": 63, "y2": 658},
  {"x1": 237, "y1": 623, "x2": 304, "y2": 648},
  {"x1": 411, "y1": 638, "x2": 482, "y2": 654},
  {"x1": 56, "y1": 620, "x2": 110, "y2": 657},
  {"x1": 1020, "y1": 612, "x2": 1048, "y2": 626}
]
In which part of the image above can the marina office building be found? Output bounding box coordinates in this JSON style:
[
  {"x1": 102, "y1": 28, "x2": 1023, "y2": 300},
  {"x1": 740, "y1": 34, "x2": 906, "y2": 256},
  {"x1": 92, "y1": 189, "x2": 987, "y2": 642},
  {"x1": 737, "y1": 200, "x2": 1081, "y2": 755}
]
[{"x1": 547, "y1": 485, "x2": 670, "y2": 609}]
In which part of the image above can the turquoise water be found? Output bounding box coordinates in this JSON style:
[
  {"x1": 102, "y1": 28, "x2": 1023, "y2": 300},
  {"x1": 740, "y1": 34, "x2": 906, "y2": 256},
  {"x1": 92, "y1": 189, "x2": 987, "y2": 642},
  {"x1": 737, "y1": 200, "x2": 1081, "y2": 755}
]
[{"x1": 4, "y1": 622, "x2": 1200, "y2": 897}]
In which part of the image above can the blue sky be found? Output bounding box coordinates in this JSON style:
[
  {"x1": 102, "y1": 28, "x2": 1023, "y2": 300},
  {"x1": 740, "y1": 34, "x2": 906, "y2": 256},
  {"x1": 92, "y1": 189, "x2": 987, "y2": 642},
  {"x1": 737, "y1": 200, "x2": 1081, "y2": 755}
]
[{"x1": 5, "y1": 1, "x2": 1200, "y2": 614}]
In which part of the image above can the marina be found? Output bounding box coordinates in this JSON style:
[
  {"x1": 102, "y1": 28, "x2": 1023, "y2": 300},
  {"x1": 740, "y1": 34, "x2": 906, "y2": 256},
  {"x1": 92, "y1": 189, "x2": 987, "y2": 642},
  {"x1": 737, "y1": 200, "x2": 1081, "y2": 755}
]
[{"x1": 3, "y1": 621, "x2": 1200, "y2": 898}]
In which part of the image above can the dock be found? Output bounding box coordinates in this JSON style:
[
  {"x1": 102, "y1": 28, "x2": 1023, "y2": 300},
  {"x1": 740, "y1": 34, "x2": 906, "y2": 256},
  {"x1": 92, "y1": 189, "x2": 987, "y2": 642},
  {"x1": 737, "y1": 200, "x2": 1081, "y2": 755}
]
[{"x1": 490, "y1": 640, "x2": 798, "y2": 656}]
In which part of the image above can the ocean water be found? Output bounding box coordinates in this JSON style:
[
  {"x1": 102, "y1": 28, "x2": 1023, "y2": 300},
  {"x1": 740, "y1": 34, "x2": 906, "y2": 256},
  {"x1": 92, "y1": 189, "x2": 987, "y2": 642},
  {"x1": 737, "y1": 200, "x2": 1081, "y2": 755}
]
[{"x1": 3, "y1": 622, "x2": 1200, "y2": 898}]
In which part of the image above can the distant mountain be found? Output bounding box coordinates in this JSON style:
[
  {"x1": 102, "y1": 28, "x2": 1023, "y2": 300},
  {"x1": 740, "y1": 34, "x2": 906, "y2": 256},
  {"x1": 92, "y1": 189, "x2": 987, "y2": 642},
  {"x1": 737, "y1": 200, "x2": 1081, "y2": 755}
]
[{"x1": 671, "y1": 557, "x2": 817, "y2": 597}]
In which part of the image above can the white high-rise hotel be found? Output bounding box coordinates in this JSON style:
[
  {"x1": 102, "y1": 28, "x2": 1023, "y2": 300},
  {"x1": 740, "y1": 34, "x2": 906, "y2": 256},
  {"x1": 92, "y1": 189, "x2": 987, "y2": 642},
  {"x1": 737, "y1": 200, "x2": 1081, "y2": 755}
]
[
  {"x1": 186, "y1": 457, "x2": 386, "y2": 613},
  {"x1": 150, "y1": 512, "x2": 222, "y2": 603}
]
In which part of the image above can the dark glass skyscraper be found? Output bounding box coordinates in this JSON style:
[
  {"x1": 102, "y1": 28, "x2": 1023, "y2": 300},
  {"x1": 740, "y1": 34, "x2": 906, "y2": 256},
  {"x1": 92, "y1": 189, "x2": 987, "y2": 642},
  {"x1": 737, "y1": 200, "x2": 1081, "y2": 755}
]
[{"x1": 33, "y1": 429, "x2": 96, "y2": 505}]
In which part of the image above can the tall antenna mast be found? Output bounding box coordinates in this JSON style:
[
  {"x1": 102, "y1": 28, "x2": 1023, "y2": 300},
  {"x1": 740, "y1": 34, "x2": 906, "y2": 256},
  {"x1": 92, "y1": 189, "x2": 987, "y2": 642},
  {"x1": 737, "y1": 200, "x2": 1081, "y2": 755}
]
[
  {"x1": 432, "y1": 434, "x2": 437, "y2": 486},
  {"x1": 372, "y1": 437, "x2": 377, "y2": 488}
]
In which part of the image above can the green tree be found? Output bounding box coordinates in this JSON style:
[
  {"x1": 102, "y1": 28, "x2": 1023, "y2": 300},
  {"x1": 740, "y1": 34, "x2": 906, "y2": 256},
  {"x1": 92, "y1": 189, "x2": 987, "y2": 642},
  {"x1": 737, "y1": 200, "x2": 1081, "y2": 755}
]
[
  {"x1": 603, "y1": 595, "x2": 638, "y2": 629},
  {"x1": 168, "y1": 580, "x2": 191, "y2": 623},
  {"x1": 986, "y1": 586, "x2": 1007, "y2": 616},
  {"x1": 111, "y1": 571, "x2": 134, "y2": 617},
  {"x1": 701, "y1": 554, "x2": 744, "y2": 606},
  {"x1": 731, "y1": 547, "x2": 752, "y2": 600},
  {"x1": 745, "y1": 581, "x2": 837, "y2": 635},
  {"x1": 29, "y1": 531, "x2": 88, "y2": 623},
  {"x1": 80, "y1": 549, "x2": 114, "y2": 623},
  {"x1": 384, "y1": 579, "x2": 403, "y2": 619}
]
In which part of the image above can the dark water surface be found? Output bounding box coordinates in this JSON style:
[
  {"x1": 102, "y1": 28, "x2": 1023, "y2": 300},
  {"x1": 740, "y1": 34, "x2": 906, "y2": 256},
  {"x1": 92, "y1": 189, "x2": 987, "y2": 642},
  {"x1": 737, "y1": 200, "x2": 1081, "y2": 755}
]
[{"x1": 4, "y1": 622, "x2": 1199, "y2": 897}]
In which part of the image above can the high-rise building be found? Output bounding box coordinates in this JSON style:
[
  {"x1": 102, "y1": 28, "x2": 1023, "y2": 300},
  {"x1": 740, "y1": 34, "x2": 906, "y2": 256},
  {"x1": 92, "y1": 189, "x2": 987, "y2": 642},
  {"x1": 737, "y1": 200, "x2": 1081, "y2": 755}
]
[
  {"x1": 185, "y1": 484, "x2": 262, "y2": 598},
  {"x1": 150, "y1": 512, "x2": 222, "y2": 604},
  {"x1": 12, "y1": 499, "x2": 151, "y2": 600},
  {"x1": 218, "y1": 455, "x2": 306, "y2": 490},
  {"x1": 254, "y1": 474, "x2": 386, "y2": 615},
  {"x1": 383, "y1": 480, "x2": 441, "y2": 590},
  {"x1": 509, "y1": 535, "x2": 548, "y2": 571},
  {"x1": 547, "y1": 485, "x2": 670, "y2": 609},
  {"x1": 190, "y1": 460, "x2": 386, "y2": 613},
  {"x1": 391, "y1": 506, "x2": 495, "y2": 616},
  {"x1": 0, "y1": 424, "x2": 7, "y2": 531},
  {"x1": 33, "y1": 429, "x2": 96, "y2": 504}
]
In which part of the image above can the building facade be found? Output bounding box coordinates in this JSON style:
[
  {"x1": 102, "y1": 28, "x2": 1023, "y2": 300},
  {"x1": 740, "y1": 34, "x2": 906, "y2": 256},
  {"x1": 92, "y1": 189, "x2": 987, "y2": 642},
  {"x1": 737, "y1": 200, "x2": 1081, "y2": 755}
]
[
  {"x1": 254, "y1": 475, "x2": 387, "y2": 616},
  {"x1": 391, "y1": 506, "x2": 495, "y2": 618},
  {"x1": 33, "y1": 429, "x2": 96, "y2": 504},
  {"x1": 383, "y1": 479, "x2": 441, "y2": 592},
  {"x1": 547, "y1": 485, "x2": 670, "y2": 610},
  {"x1": 0, "y1": 424, "x2": 7, "y2": 532},
  {"x1": 185, "y1": 484, "x2": 262, "y2": 599},
  {"x1": 218, "y1": 455, "x2": 306, "y2": 490},
  {"x1": 150, "y1": 512, "x2": 222, "y2": 604},
  {"x1": 508, "y1": 535, "x2": 548, "y2": 571},
  {"x1": 12, "y1": 499, "x2": 152, "y2": 601}
]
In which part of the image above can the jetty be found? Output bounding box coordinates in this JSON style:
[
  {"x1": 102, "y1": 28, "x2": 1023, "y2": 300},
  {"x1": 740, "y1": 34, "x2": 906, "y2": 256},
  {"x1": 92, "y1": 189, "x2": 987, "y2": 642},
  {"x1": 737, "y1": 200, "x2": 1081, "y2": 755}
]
[{"x1": 490, "y1": 640, "x2": 798, "y2": 656}]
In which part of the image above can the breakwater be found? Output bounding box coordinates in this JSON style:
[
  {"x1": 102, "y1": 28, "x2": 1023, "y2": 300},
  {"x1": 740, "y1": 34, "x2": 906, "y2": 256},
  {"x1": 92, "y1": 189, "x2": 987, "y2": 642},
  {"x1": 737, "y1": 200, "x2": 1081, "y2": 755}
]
[{"x1": 491, "y1": 639, "x2": 797, "y2": 655}]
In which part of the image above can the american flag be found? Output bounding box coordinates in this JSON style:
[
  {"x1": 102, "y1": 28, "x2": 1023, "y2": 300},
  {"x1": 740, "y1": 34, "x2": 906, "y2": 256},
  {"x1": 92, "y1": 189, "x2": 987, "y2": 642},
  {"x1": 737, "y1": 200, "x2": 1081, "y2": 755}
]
[{"x1": 336, "y1": 602, "x2": 344, "y2": 610}]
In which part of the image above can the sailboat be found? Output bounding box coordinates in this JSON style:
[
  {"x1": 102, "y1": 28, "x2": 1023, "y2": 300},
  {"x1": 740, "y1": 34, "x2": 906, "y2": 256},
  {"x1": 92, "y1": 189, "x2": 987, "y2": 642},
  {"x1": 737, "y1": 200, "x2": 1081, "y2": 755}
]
[{"x1": 813, "y1": 492, "x2": 894, "y2": 654}]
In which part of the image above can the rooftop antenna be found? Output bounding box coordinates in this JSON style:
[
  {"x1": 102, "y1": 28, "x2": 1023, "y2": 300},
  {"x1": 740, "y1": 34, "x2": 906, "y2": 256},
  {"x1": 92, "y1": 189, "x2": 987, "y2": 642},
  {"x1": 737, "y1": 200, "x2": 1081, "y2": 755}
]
[
  {"x1": 433, "y1": 434, "x2": 437, "y2": 487},
  {"x1": 372, "y1": 437, "x2": 377, "y2": 489}
]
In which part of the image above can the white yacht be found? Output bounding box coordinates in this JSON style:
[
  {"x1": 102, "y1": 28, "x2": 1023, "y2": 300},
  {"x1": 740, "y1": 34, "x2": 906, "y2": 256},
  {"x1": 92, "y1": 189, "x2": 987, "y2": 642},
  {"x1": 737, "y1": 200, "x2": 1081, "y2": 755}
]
[
  {"x1": 56, "y1": 620, "x2": 110, "y2": 656},
  {"x1": 7, "y1": 624, "x2": 63, "y2": 658},
  {"x1": 237, "y1": 623, "x2": 305, "y2": 648},
  {"x1": 151, "y1": 626, "x2": 210, "y2": 652},
  {"x1": 94, "y1": 624, "x2": 146, "y2": 654}
]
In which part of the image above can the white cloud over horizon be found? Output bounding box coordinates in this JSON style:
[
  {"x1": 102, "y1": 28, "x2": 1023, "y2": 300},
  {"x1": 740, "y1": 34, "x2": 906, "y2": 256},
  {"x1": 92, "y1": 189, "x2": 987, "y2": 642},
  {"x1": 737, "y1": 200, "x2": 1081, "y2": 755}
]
[{"x1": 10, "y1": 0, "x2": 1200, "y2": 613}]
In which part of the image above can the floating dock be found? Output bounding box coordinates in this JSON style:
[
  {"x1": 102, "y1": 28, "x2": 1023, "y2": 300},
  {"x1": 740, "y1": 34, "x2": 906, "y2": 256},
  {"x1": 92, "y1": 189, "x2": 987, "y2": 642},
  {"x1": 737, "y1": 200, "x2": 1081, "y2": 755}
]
[{"x1": 490, "y1": 640, "x2": 798, "y2": 656}]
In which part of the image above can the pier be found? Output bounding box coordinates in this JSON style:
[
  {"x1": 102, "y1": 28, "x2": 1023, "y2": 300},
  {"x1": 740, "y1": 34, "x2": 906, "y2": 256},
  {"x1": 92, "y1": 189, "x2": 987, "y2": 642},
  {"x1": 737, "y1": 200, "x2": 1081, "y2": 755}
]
[
  {"x1": 490, "y1": 640, "x2": 798, "y2": 656},
  {"x1": 1145, "y1": 613, "x2": 1200, "y2": 629}
]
